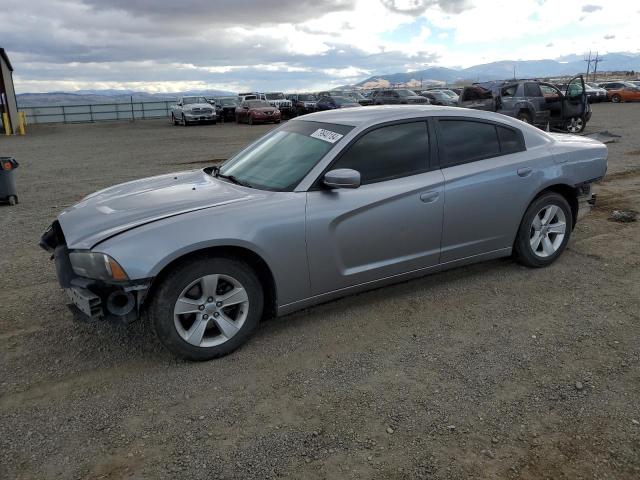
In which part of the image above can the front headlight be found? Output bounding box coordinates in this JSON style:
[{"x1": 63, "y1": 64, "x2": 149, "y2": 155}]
[{"x1": 69, "y1": 252, "x2": 129, "y2": 281}]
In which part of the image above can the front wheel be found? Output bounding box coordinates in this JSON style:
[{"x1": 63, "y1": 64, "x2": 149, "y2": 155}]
[
  {"x1": 182, "y1": 114, "x2": 189, "y2": 126},
  {"x1": 517, "y1": 110, "x2": 533, "y2": 124},
  {"x1": 248, "y1": 115, "x2": 254, "y2": 125},
  {"x1": 514, "y1": 192, "x2": 572, "y2": 268},
  {"x1": 150, "y1": 256, "x2": 264, "y2": 361},
  {"x1": 171, "y1": 113, "x2": 179, "y2": 126},
  {"x1": 611, "y1": 94, "x2": 622, "y2": 103},
  {"x1": 565, "y1": 116, "x2": 585, "y2": 133}
]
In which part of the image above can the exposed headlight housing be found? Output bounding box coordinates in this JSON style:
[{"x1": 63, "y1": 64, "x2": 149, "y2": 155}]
[{"x1": 69, "y1": 252, "x2": 129, "y2": 281}]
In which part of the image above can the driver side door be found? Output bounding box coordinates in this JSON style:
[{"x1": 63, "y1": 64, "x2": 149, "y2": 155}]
[
  {"x1": 305, "y1": 121, "x2": 444, "y2": 295},
  {"x1": 562, "y1": 75, "x2": 587, "y2": 120}
]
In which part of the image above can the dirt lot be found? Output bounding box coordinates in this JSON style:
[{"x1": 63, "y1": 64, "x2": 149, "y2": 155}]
[{"x1": 1, "y1": 104, "x2": 639, "y2": 479}]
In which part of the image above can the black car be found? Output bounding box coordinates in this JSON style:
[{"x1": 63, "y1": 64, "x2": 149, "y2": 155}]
[
  {"x1": 315, "y1": 96, "x2": 361, "y2": 111},
  {"x1": 211, "y1": 97, "x2": 238, "y2": 122},
  {"x1": 286, "y1": 93, "x2": 318, "y2": 116},
  {"x1": 372, "y1": 89, "x2": 429, "y2": 105}
]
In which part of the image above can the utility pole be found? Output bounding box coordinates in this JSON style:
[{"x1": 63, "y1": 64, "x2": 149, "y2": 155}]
[
  {"x1": 592, "y1": 52, "x2": 603, "y2": 82},
  {"x1": 513, "y1": 65, "x2": 516, "y2": 80},
  {"x1": 584, "y1": 50, "x2": 592, "y2": 78}
]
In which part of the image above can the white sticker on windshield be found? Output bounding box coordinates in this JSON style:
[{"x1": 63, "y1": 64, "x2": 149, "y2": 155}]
[{"x1": 310, "y1": 128, "x2": 344, "y2": 144}]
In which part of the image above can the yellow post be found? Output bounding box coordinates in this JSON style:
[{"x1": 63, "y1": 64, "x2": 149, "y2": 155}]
[
  {"x1": 2, "y1": 112, "x2": 10, "y2": 135},
  {"x1": 18, "y1": 112, "x2": 26, "y2": 135}
]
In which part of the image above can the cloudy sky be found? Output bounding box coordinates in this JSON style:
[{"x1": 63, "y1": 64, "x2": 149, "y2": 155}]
[{"x1": 2, "y1": 0, "x2": 638, "y2": 93}]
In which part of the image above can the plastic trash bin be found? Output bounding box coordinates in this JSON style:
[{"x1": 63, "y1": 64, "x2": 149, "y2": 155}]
[{"x1": 0, "y1": 157, "x2": 19, "y2": 206}]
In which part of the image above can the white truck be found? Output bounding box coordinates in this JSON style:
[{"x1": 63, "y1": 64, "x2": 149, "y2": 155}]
[{"x1": 171, "y1": 96, "x2": 217, "y2": 126}]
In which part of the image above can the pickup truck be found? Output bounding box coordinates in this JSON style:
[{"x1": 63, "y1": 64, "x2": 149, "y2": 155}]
[{"x1": 171, "y1": 96, "x2": 217, "y2": 126}]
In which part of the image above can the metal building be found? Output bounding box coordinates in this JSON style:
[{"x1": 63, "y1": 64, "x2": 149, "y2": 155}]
[{"x1": 1, "y1": 48, "x2": 19, "y2": 135}]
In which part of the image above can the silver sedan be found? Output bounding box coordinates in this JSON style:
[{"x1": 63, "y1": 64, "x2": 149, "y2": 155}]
[{"x1": 41, "y1": 106, "x2": 608, "y2": 360}]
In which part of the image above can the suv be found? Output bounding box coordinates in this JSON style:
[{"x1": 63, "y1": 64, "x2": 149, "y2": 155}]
[
  {"x1": 263, "y1": 92, "x2": 294, "y2": 115},
  {"x1": 317, "y1": 90, "x2": 373, "y2": 106},
  {"x1": 211, "y1": 97, "x2": 238, "y2": 122},
  {"x1": 372, "y1": 89, "x2": 429, "y2": 105},
  {"x1": 598, "y1": 81, "x2": 640, "y2": 103},
  {"x1": 286, "y1": 93, "x2": 318, "y2": 115},
  {"x1": 459, "y1": 76, "x2": 590, "y2": 133}
]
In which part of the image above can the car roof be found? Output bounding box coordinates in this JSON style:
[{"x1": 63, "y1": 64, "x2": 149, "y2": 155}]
[{"x1": 293, "y1": 105, "x2": 526, "y2": 127}]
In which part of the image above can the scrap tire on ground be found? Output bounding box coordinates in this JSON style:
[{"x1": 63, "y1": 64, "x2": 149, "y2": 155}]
[
  {"x1": 150, "y1": 255, "x2": 264, "y2": 361},
  {"x1": 514, "y1": 192, "x2": 573, "y2": 268}
]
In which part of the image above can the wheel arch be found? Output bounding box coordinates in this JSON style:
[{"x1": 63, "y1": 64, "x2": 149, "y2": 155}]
[
  {"x1": 144, "y1": 245, "x2": 278, "y2": 319},
  {"x1": 529, "y1": 183, "x2": 579, "y2": 228}
]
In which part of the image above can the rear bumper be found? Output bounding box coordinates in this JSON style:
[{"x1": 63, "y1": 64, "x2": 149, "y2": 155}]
[{"x1": 577, "y1": 184, "x2": 596, "y2": 222}]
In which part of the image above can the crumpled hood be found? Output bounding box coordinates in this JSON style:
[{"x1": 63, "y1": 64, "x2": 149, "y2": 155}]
[{"x1": 58, "y1": 169, "x2": 257, "y2": 249}]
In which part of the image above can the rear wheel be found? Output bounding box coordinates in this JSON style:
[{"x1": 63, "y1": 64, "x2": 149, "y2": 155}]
[
  {"x1": 611, "y1": 94, "x2": 622, "y2": 103},
  {"x1": 516, "y1": 110, "x2": 533, "y2": 124},
  {"x1": 151, "y1": 256, "x2": 264, "y2": 361},
  {"x1": 514, "y1": 192, "x2": 572, "y2": 268}
]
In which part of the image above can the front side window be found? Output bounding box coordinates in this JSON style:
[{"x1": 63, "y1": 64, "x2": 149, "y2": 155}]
[
  {"x1": 331, "y1": 122, "x2": 429, "y2": 185},
  {"x1": 219, "y1": 122, "x2": 353, "y2": 191},
  {"x1": 437, "y1": 120, "x2": 501, "y2": 167}
]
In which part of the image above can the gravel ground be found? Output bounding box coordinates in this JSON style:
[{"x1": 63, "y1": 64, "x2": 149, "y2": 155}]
[{"x1": 1, "y1": 104, "x2": 639, "y2": 479}]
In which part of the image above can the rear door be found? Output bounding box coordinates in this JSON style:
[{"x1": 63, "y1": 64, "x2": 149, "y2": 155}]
[
  {"x1": 522, "y1": 82, "x2": 549, "y2": 124},
  {"x1": 562, "y1": 75, "x2": 587, "y2": 120},
  {"x1": 435, "y1": 117, "x2": 539, "y2": 262},
  {"x1": 305, "y1": 121, "x2": 444, "y2": 294}
]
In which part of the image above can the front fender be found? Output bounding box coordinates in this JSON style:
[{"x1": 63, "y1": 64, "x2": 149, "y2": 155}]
[{"x1": 93, "y1": 193, "x2": 310, "y2": 306}]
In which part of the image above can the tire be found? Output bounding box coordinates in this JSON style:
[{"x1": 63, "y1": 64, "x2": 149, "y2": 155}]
[
  {"x1": 8, "y1": 195, "x2": 17, "y2": 206},
  {"x1": 235, "y1": 114, "x2": 240, "y2": 124},
  {"x1": 171, "y1": 114, "x2": 179, "y2": 126},
  {"x1": 611, "y1": 94, "x2": 622, "y2": 103},
  {"x1": 248, "y1": 115, "x2": 253, "y2": 126},
  {"x1": 565, "y1": 116, "x2": 585, "y2": 134},
  {"x1": 516, "y1": 110, "x2": 533, "y2": 124},
  {"x1": 150, "y1": 256, "x2": 264, "y2": 361},
  {"x1": 182, "y1": 114, "x2": 189, "y2": 126},
  {"x1": 514, "y1": 192, "x2": 573, "y2": 268}
]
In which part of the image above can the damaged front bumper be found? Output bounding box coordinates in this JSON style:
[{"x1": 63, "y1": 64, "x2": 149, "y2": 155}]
[{"x1": 40, "y1": 221, "x2": 150, "y2": 323}]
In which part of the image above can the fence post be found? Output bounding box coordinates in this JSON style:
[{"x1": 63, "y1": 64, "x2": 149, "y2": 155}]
[
  {"x1": 141, "y1": 102, "x2": 145, "y2": 119},
  {"x1": 89, "y1": 104, "x2": 94, "y2": 122},
  {"x1": 62, "y1": 105, "x2": 66, "y2": 123},
  {"x1": 130, "y1": 96, "x2": 135, "y2": 122}
]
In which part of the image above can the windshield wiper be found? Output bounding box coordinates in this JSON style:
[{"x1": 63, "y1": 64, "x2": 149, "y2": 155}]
[{"x1": 217, "y1": 172, "x2": 252, "y2": 188}]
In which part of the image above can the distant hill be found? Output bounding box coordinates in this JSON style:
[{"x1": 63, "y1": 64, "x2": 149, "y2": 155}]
[
  {"x1": 17, "y1": 89, "x2": 236, "y2": 107},
  {"x1": 356, "y1": 51, "x2": 640, "y2": 87}
]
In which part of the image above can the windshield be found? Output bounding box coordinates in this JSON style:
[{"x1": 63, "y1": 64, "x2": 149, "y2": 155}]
[
  {"x1": 397, "y1": 89, "x2": 417, "y2": 97},
  {"x1": 218, "y1": 121, "x2": 354, "y2": 191},
  {"x1": 298, "y1": 94, "x2": 317, "y2": 101},
  {"x1": 333, "y1": 96, "x2": 354, "y2": 106},
  {"x1": 265, "y1": 93, "x2": 285, "y2": 100},
  {"x1": 183, "y1": 97, "x2": 207, "y2": 104},
  {"x1": 217, "y1": 97, "x2": 236, "y2": 106},
  {"x1": 245, "y1": 100, "x2": 271, "y2": 108}
]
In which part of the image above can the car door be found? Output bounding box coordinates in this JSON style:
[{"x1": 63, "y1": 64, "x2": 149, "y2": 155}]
[
  {"x1": 522, "y1": 82, "x2": 549, "y2": 124},
  {"x1": 305, "y1": 121, "x2": 444, "y2": 295},
  {"x1": 562, "y1": 75, "x2": 587, "y2": 120},
  {"x1": 435, "y1": 118, "x2": 539, "y2": 263}
]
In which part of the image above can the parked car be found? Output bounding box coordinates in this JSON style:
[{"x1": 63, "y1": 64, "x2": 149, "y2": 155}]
[
  {"x1": 628, "y1": 80, "x2": 640, "y2": 88},
  {"x1": 459, "y1": 76, "x2": 590, "y2": 133},
  {"x1": 372, "y1": 89, "x2": 429, "y2": 105},
  {"x1": 263, "y1": 92, "x2": 294, "y2": 115},
  {"x1": 317, "y1": 90, "x2": 373, "y2": 106},
  {"x1": 421, "y1": 90, "x2": 458, "y2": 106},
  {"x1": 41, "y1": 106, "x2": 607, "y2": 360},
  {"x1": 583, "y1": 83, "x2": 607, "y2": 103},
  {"x1": 211, "y1": 97, "x2": 238, "y2": 122},
  {"x1": 598, "y1": 81, "x2": 640, "y2": 103},
  {"x1": 286, "y1": 93, "x2": 318, "y2": 115},
  {"x1": 171, "y1": 96, "x2": 216, "y2": 126},
  {"x1": 235, "y1": 100, "x2": 281, "y2": 125},
  {"x1": 315, "y1": 96, "x2": 361, "y2": 110},
  {"x1": 238, "y1": 93, "x2": 259, "y2": 102},
  {"x1": 426, "y1": 88, "x2": 460, "y2": 99}
]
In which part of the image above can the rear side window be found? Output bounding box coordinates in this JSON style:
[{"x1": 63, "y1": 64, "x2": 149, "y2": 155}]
[
  {"x1": 524, "y1": 83, "x2": 542, "y2": 97},
  {"x1": 497, "y1": 126, "x2": 525, "y2": 154},
  {"x1": 332, "y1": 122, "x2": 429, "y2": 184},
  {"x1": 437, "y1": 120, "x2": 525, "y2": 167}
]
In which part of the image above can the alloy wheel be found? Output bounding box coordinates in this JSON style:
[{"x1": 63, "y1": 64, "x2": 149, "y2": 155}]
[
  {"x1": 173, "y1": 274, "x2": 249, "y2": 348},
  {"x1": 566, "y1": 117, "x2": 583, "y2": 133},
  {"x1": 529, "y1": 205, "x2": 567, "y2": 258}
]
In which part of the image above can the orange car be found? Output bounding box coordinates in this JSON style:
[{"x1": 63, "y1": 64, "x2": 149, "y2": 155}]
[{"x1": 599, "y1": 81, "x2": 640, "y2": 103}]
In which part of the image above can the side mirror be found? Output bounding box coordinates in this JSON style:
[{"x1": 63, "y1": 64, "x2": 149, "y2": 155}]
[{"x1": 323, "y1": 169, "x2": 361, "y2": 189}]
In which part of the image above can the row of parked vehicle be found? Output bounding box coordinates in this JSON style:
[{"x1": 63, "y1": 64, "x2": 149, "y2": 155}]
[{"x1": 170, "y1": 76, "x2": 639, "y2": 131}]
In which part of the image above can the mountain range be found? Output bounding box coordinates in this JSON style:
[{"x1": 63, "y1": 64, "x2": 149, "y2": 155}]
[{"x1": 356, "y1": 52, "x2": 640, "y2": 87}]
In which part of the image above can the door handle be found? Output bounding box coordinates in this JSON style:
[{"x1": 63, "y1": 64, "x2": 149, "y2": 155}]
[
  {"x1": 420, "y1": 191, "x2": 439, "y2": 203},
  {"x1": 517, "y1": 168, "x2": 532, "y2": 177}
]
